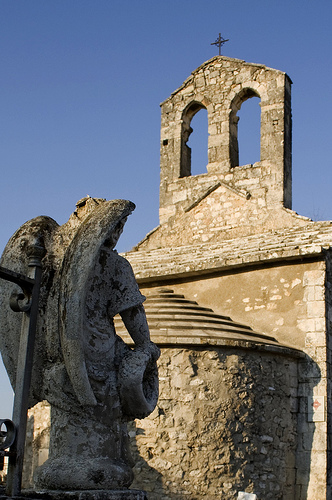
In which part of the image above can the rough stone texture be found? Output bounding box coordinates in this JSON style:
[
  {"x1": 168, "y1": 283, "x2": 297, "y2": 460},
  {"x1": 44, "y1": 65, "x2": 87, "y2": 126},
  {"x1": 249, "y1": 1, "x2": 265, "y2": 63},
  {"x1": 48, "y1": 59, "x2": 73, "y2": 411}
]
[
  {"x1": 135, "y1": 55, "x2": 297, "y2": 250},
  {"x1": 133, "y1": 56, "x2": 331, "y2": 255},
  {"x1": 237, "y1": 493, "x2": 257, "y2": 500},
  {"x1": 119, "y1": 260, "x2": 330, "y2": 499},
  {"x1": 0, "y1": 198, "x2": 159, "y2": 492},
  {"x1": 122, "y1": 259, "x2": 327, "y2": 498},
  {"x1": 23, "y1": 402, "x2": 50, "y2": 489},
  {"x1": 326, "y1": 254, "x2": 332, "y2": 498},
  {"x1": 128, "y1": 347, "x2": 299, "y2": 499}
]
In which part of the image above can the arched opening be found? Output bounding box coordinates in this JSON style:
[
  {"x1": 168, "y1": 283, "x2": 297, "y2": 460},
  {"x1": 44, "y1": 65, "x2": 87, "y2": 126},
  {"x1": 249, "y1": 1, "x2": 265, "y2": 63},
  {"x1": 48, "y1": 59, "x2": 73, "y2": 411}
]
[
  {"x1": 238, "y1": 97, "x2": 261, "y2": 166},
  {"x1": 180, "y1": 102, "x2": 208, "y2": 177},
  {"x1": 230, "y1": 89, "x2": 261, "y2": 168},
  {"x1": 187, "y1": 108, "x2": 208, "y2": 176}
]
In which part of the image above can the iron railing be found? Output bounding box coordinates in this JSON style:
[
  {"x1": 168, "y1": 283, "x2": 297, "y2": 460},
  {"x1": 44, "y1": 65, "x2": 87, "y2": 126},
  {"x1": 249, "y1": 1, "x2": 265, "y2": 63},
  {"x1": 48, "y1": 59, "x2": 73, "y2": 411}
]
[{"x1": 0, "y1": 239, "x2": 45, "y2": 497}]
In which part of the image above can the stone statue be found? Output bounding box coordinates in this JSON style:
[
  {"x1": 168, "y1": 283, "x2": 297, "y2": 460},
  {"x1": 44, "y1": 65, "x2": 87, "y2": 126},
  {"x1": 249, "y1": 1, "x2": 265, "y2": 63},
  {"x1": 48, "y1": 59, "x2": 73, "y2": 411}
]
[{"x1": 0, "y1": 197, "x2": 160, "y2": 491}]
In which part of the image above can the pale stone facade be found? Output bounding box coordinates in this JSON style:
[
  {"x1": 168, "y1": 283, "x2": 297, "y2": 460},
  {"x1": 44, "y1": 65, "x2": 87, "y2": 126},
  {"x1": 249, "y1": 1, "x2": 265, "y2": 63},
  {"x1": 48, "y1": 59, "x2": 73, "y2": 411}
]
[
  {"x1": 20, "y1": 56, "x2": 332, "y2": 498},
  {"x1": 121, "y1": 56, "x2": 332, "y2": 499}
]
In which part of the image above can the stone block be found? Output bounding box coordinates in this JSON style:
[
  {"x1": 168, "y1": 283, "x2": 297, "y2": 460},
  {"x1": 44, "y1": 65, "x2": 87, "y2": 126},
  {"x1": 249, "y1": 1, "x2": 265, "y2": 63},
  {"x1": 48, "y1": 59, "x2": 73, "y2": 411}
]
[
  {"x1": 311, "y1": 423, "x2": 328, "y2": 452},
  {"x1": 297, "y1": 318, "x2": 316, "y2": 333},
  {"x1": 307, "y1": 301, "x2": 326, "y2": 319},
  {"x1": 303, "y1": 270, "x2": 325, "y2": 287},
  {"x1": 305, "y1": 332, "x2": 326, "y2": 348},
  {"x1": 314, "y1": 285, "x2": 325, "y2": 301},
  {"x1": 303, "y1": 285, "x2": 315, "y2": 302}
]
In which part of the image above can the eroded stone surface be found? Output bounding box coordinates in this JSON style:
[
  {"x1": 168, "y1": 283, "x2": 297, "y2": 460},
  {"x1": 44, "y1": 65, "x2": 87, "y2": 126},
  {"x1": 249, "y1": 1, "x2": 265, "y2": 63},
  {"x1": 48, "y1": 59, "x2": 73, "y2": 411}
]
[
  {"x1": 128, "y1": 347, "x2": 300, "y2": 499},
  {"x1": 0, "y1": 197, "x2": 159, "y2": 491}
]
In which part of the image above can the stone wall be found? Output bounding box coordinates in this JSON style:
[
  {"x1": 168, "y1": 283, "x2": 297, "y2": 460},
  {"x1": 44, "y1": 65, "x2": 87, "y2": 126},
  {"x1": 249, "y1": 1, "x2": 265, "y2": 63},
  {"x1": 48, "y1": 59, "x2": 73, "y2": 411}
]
[
  {"x1": 22, "y1": 401, "x2": 50, "y2": 489},
  {"x1": 326, "y1": 254, "x2": 332, "y2": 499},
  {"x1": 138, "y1": 260, "x2": 324, "y2": 351},
  {"x1": 134, "y1": 258, "x2": 329, "y2": 499},
  {"x1": 129, "y1": 346, "x2": 299, "y2": 499},
  {"x1": 136, "y1": 179, "x2": 311, "y2": 251}
]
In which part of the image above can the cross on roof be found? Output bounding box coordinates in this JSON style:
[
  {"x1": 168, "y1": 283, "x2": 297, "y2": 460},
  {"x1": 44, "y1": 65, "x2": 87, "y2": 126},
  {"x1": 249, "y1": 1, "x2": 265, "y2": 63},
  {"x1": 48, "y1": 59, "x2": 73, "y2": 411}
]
[{"x1": 211, "y1": 32, "x2": 229, "y2": 55}]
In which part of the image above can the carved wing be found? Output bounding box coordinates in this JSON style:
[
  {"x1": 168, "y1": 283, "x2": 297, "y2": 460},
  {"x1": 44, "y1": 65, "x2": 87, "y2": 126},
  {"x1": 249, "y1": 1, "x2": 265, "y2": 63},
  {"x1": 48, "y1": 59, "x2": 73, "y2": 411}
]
[
  {"x1": 0, "y1": 216, "x2": 59, "y2": 407},
  {"x1": 57, "y1": 199, "x2": 135, "y2": 406}
]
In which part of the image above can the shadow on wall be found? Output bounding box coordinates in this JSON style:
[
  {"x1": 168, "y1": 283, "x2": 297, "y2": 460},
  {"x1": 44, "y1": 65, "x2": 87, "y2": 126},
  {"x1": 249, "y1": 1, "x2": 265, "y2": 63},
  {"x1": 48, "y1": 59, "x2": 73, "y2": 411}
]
[
  {"x1": 296, "y1": 353, "x2": 322, "y2": 500},
  {"x1": 127, "y1": 347, "x2": 322, "y2": 500},
  {"x1": 129, "y1": 421, "x2": 165, "y2": 499}
]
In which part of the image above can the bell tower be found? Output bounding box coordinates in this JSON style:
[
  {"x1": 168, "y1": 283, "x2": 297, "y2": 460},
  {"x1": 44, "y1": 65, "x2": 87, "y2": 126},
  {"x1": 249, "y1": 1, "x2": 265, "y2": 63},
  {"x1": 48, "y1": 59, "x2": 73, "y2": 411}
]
[{"x1": 159, "y1": 56, "x2": 292, "y2": 225}]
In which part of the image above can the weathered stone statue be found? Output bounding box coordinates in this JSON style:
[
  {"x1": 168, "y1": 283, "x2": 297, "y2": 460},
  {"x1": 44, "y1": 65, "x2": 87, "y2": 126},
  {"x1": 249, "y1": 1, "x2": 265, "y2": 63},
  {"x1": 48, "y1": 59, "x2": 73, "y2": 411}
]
[{"x1": 0, "y1": 197, "x2": 159, "y2": 492}]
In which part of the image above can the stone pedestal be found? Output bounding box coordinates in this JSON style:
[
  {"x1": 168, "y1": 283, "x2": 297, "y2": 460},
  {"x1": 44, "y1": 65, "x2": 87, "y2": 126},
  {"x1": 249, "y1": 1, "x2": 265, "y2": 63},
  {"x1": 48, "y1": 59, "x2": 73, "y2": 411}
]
[{"x1": 0, "y1": 488, "x2": 147, "y2": 500}]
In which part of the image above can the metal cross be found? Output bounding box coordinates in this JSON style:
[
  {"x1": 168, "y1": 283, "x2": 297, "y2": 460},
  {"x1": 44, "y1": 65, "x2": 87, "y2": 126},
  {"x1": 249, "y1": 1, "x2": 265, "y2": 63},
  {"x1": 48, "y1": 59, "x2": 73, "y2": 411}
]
[{"x1": 211, "y1": 32, "x2": 229, "y2": 55}]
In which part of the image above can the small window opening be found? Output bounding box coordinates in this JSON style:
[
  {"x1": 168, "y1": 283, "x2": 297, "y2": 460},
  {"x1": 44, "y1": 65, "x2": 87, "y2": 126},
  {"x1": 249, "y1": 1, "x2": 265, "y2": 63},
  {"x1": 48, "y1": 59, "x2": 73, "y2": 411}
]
[
  {"x1": 180, "y1": 103, "x2": 208, "y2": 177},
  {"x1": 187, "y1": 108, "x2": 208, "y2": 176},
  {"x1": 230, "y1": 90, "x2": 261, "y2": 168},
  {"x1": 238, "y1": 97, "x2": 261, "y2": 166}
]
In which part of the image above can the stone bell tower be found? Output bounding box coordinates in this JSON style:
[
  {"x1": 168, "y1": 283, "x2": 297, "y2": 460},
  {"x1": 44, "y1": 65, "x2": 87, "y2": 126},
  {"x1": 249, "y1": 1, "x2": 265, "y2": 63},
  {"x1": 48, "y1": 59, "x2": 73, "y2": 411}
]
[
  {"x1": 160, "y1": 56, "x2": 292, "y2": 224},
  {"x1": 159, "y1": 56, "x2": 292, "y2": 225},
  {"x1": 134, "y1": 56, "x2": 299, "y2": 252}
]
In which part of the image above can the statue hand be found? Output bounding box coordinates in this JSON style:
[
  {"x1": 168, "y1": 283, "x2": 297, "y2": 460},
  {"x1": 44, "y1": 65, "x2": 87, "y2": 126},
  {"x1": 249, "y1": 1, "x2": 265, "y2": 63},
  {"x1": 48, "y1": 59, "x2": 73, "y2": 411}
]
[{"x1": 135, "y1": 340, "x2": 160, "y2": 362}]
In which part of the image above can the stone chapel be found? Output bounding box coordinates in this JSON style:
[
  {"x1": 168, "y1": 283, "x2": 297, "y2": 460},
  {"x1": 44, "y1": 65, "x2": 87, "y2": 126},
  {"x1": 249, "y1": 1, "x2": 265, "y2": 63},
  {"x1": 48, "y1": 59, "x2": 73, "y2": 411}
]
[{"x1": 23, "y1": 56, "x2": 332, "y2": 499}]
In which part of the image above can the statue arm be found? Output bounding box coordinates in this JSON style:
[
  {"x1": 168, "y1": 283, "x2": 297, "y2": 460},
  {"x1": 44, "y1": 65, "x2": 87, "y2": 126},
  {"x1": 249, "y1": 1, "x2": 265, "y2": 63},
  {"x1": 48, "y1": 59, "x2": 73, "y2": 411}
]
[
  {"x1": 120, "y1": 304, "x2": 150, "y2": 346},
  {"x1": 120, "y1": 304, "x2": 160, "y2": 360}
]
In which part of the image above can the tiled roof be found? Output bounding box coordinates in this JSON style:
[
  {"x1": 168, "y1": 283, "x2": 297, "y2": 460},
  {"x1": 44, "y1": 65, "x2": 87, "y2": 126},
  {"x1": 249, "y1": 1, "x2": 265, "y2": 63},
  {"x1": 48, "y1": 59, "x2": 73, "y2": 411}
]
[{"x1": 124, "y1": 222, "x2": 332, "y2": 282}]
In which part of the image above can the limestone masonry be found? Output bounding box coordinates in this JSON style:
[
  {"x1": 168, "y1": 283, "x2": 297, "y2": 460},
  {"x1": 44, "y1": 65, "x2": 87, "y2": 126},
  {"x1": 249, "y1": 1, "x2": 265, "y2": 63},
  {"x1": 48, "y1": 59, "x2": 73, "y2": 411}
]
[
  {"x1": 123, "y1": 56, "x2": 332, "y2": 500},
  {"x1": 18, "y1": 56, "x2": 332, "y2": 499}
]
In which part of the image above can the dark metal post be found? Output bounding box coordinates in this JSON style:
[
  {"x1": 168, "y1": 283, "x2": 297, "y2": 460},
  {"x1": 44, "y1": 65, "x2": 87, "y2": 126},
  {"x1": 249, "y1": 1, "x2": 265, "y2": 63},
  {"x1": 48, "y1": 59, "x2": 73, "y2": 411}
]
[{"x1": 3, "y1": 239, "x2": 45, "y2": 497}]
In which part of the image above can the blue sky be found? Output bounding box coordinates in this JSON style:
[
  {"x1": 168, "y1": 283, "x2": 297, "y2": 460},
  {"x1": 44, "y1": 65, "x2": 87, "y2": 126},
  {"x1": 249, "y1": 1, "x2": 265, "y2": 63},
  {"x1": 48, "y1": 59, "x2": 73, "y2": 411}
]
[{"x1": 1, "y1": 0, "x2": 332, "y2": 417}]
